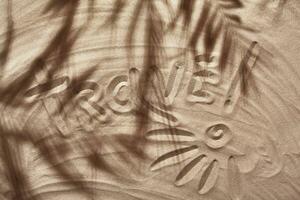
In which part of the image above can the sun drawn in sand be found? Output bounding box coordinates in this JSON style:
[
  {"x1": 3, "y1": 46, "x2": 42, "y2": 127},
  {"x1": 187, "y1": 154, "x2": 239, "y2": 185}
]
[{"x1": 146, "y1": 123, "x2": 251, "y2": 195}]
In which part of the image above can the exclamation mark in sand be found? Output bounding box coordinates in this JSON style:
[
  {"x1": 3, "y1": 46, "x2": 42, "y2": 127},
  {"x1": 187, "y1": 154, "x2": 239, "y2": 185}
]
[{"x1": 223, "y1": 41, "x2": 260, "y2": 115}]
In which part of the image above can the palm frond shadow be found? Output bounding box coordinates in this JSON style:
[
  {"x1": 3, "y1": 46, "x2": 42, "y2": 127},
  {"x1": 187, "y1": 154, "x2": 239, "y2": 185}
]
[
  {"x1": 0, "y1": 0, "x2": 13, "y2": 68},
  {"x1": 0, "y1": 0, "x2": 285, "y2": 199}
]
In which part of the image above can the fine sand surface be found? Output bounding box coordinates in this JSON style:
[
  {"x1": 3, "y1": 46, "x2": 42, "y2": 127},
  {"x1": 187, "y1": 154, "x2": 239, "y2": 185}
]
[{"x1": 1, "y1": 1, "x2": 300, "y2": 200}]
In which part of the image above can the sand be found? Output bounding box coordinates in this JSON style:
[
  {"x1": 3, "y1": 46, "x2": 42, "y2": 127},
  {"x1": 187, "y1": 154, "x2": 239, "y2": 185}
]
[{"x1": 0, "y1": 0, "x2": 300, "y2": 199}]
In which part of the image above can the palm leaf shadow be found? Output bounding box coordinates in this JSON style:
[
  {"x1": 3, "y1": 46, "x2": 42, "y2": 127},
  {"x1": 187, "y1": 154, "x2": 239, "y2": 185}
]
[{"x1": 0, "y1": 0, "x2": 267, "y2": 198}]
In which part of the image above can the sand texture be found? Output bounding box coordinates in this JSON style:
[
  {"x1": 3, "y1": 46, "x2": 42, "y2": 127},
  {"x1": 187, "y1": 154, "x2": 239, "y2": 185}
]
[{"x1": 1, "y1": 0, "x2": 300, "y2": 199}]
